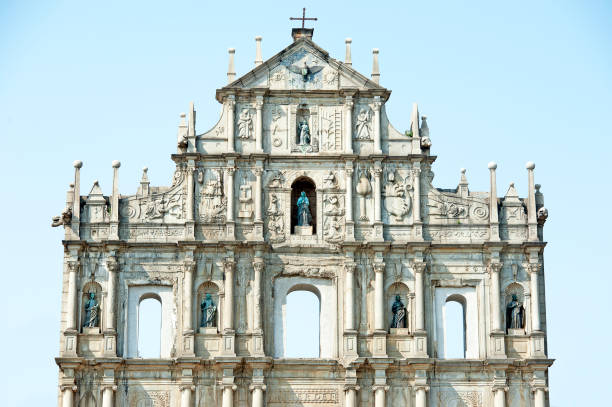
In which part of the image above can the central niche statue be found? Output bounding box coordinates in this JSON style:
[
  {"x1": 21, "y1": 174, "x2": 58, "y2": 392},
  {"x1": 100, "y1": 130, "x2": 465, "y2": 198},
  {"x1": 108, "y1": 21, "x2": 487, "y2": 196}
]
[
  {"x1": 297, "y1": 191, "x2": 312, "y2": 227},
  {"x1": 200, "y1": 294, "x2": 217, "y2": 328},
  {"x1": 506, "y1": 294, "x2": 525, "y2": 331},
  {"x1": 298, "y1": 119, "x2": 311, "y2": 145},
  {"x1": 83, "y1": 292, "x2": 99, "y2": 328},
  {"x1": 390, "y1": 295, "x2": 407, "y2": 329}
]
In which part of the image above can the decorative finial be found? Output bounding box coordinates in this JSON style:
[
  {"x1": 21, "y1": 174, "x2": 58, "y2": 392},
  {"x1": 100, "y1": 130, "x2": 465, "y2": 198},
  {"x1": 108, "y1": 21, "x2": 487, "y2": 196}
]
[
  {"x1": 112, "y1": 160, "x2": 121, "y2": 168},
  {"x1": 526, "y1": 161, "x2": 535, "y2": 170},
  {"x1": 255, "y1": 36, "x2": 263, "y2": 66},
  {"x1": 371, "y1": 49, "x2": 380, "y2": 84},
  {"x1": 345, "y1": 38, "x2": 352, "y2": 66},
  {"x1": 227, "y1": 48, "x2": 236, "y2": 83},
  {"x1": 488, "y1": 161, "x2": 497, "y2": 170},
  {"x1": 73, "y1": 160, "x2": 83, "y2": 169},
  {"x1": 290, "y1": 8, "x2": 317, "y2": 41}
]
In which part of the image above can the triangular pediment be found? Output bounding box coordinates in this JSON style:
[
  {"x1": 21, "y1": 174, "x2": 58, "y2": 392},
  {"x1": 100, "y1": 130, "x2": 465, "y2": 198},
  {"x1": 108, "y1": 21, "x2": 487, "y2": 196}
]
[{"x1": 222, "y1": 38, "x2": 384, "y2": 92}]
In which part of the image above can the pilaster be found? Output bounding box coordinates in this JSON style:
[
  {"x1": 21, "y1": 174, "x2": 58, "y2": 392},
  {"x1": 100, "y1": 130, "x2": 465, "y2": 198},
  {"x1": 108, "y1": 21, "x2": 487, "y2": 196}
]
[
  {"x1": 182, "y1": 254, "x2": 196, "y2": 357},
  {"x1": 222, "y1": 258, "x2": 236, "y2": 356}
]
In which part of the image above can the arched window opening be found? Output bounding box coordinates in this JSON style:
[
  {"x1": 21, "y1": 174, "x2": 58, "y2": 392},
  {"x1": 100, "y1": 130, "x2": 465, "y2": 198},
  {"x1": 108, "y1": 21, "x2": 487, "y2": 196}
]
[
  {"x1": 291, "y1": 177, "x2": 316, "y2": 234},
  {"x1": 285, "y1": 290, "x2": 320, "y2": 357},
  {"x1": 138, "y1": 296, "x2": 162, "y2": 358},
  {"x1": 444, "y1": 297, "x2": 466, "y2": 359}
]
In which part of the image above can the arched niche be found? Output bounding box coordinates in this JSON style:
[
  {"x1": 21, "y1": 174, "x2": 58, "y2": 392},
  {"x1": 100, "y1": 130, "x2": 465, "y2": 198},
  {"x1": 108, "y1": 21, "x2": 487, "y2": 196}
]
[
  {"x1": 81, "y1": 281, "x2": 102, "y2": 333},
  {"x1": 387, "y1": 282, "x2": 410, "y2": 332},
  {"x1": 290, "y1": 177, "x2": 317, "y2": 234},
  {"x1": 197, "y1": 281, "x2": 220, "y2": 332},
  {"x1": 273, "y1": 278, "x2": 337, "y2": 359},
  {"x1": 504, "y1": 282, "x2": 526, "y2": 333},
  {"x1": 125, "y1": 285, "x2": 175, "y2": 359}
]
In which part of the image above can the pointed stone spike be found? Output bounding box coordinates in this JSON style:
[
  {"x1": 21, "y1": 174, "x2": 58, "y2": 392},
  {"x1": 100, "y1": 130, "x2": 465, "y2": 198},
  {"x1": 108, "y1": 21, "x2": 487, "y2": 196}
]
[
  {"x1": 410, "y1": 103, "x2": 420, "y2": 138},
  {"x1": 371, "y1": 48, "x2": 380, "y2": 84},
  {"x1": 227, "y1": 48, "x2": 236, "y2": 83},
  {"x1": 255, "y1": 36, "x2": 263, "y2": 66},
  {"x1": 110, "y1": 160, "x2": 120, "y2": 228},
  {"x1": 139, "y1": 167, "x2": 150, "y2": 197},
  {"x1": 345, "y1": 38, "x2": 352, "y2": 66},
  {"x1": 188, "y1": 102, "x2": 195, "y2": 139},
  {"x1": 458, "y1": 168, "x2": 469, "y2": 197}
]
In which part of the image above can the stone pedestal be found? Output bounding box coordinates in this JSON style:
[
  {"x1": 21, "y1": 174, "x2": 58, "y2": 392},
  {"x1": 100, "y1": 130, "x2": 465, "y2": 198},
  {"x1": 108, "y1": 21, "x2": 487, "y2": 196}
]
[
  {"x1": 222, "y1": 331, "x2": 236, "y2": 356},
  {"x1": 343, "y1": 330, "x2": 358, "y2": 359},
  {"x1": 413, "y1": 330, "x2": 428, "y2": 357},
  {"x1": 372, "y1": 330, "x2": 387, "y2": 357},
  {"x1": 182, "y1": 330, "x2": 195, "y2": 357},
  {"x1": 63, "y1": 330, "x2": 78, "y2": 357},
  {"x1": 199, "y1": 327, "x2": 218, "y2": 334},
  {"x1": 489, "y1": 331, "x2": 506, "y2": 358},
  {"x1": 103, "y1": 331, "x2": 117, "y2": 357},
  {"x1": 530, "y1": 331, "x2": 546, "y2": 358},
  {"x1": 295, "y1": 225, "x2": 313, "y2": 235},
  {"x1": 83, "y1": 327, "x2": 100, "y2": 335}
]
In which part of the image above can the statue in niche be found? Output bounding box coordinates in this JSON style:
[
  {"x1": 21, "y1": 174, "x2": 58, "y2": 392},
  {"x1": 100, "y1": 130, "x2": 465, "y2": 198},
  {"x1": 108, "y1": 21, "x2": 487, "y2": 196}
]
[
  {"x1": 200, "y1": 294, "x2": 217, "y2": 328},
  {"x1": 506, "y1": 294, "x2": 525, "y2": 330},
  {"x1": 83, "y1": 292, "x2": 99, "y2": 328},
  {"x1": 237, "y1": 108, "x2": 253, "y2": 139},
  {"x1": 297, "y1": 191, "x2": 312, "y2": 226},
  {"x1": 390, "y1": 295, "x2": 406, "y2": 329},
  {"x1": 355, "y1": 108, "x2": 372, "y2": 140},
  {"x1": 199, "y1": 169, "x2": 226, "y2": 222},
  {"x1": 298, "y1": 119, "x2": 311, "y2": 145}
]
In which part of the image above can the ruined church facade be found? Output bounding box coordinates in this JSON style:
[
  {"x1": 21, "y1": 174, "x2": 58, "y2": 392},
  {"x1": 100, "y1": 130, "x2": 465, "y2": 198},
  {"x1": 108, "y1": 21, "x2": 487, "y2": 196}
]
[{"x1": 54, "y1": 28, "x2": 553, "y2": 407}]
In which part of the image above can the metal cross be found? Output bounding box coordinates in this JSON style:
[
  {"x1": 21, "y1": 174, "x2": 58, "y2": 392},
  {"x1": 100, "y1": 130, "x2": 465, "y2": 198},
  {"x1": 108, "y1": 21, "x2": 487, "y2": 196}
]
[{"x1": 290, "y1": 7, "x2": 317, "y2": 29}]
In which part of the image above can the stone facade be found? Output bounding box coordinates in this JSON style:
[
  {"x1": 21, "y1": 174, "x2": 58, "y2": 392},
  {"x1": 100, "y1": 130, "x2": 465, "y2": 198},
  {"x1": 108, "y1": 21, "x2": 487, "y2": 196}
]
[{"x1": 54, "y1": 29, "x2": 552, "y2": 407}]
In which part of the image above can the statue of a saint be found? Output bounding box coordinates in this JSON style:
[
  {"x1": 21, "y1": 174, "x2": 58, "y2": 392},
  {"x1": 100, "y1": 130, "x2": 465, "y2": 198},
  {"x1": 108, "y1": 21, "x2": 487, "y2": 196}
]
[
  {"x1": 506, "y1": 294, "x2": 524, "y2": 330},
  {"x1": 297, "y1": 191, "x2": 312, "y2": 226},
  {"x1": 200, "y1": 293, "x2": 217, "y2": 328},
  {"x1": 391, "y1": 295, "x2": 406, "y2": 329},
  {"x1": 298, "y1": 119, "x2": 311, "y2": 145},
  {"x1": 238, "y1": 109, "x2": 253, "y2": 139},
  {"x1": 83, "y1": 292, "x2": 99, "y2": 328}
]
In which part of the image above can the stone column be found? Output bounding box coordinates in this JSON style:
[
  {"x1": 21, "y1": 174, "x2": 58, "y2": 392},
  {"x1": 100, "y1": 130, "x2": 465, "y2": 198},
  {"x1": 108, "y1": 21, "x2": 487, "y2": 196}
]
[
  {"x1": 373, "y1": 385, "x2": 388, "y2": 407},
  {"x1": 104, "y1": 255, "x2": 119, "y2": 356},
  {"x1": 250, "y1": 384, "x2": 266, "y2": 407},
  {"x1": 345, "y1": 166, "x2": 355, "y2": 241},
  {"x1": 344, "y1": 385, "x2": 359, "y2": 407},
  {"x1": 254, "y1": 168, "x2": 263, "y2": 222},
  {"x1": 533, "y1": 387, "x2": 547, "y2": 407},
  {"x1": 373, "y1": 97, "x2": 382, "y2": 154},
  {"x1": 373, "y1": 166, "x2": 382, "y2": 223},
  {"x1": 66, "y1": 260, "x2": 79, "y2": 331},
  {"x1": 109, "y1": 160, "x2": 120, "y2": 240},
  {"x1": 529, "y1": 263, "x2": 541, "y2": 331},
  {"x1": 255, "y1": 96, "x2": 264, "y2": 152},
  {"x1": 227, "y1": 95, "x2": 236, "y2": 153},
  {"x1": 222, "y1": 385, "x2": 236, "y2": 407},
  {"x1": 101, "y1": 385, "x2": 116, "y2": 407},
  {"x1": 373, "y1": 263, "x2": 385, "y2": 330},
  {"x1": 185, "y1": 162, "x2": 195, "y2": 240},
  {"x1": 488, "y1": 162, "x2": 499, "y2": 241},
  {"x1": 493, "y1": 387, "x2": 507, "y2": 407},
  {"x1": 61, "y1": 386, "x2": 76, "y2": 407},
  {"x1": 180, "y1": 385, "x2": 194, "y2": 407},
  {"x1": 344, "y1": 96, "x2": 354, "y2": 154},
  {"x1": 489, "y1": 262, "x2": 503, "y2": 332},
  {"x1": 183, "y1": 258, "x2": 196, "y2": 355},
  {"x1": 253, "y1": 259, "x2": 264, "y2": 332},
  {"x1": 226, "y1": 166, "x2": 236, "y2": 239},
  {"x1": 412, "y1": 164, "x2": 423, "y2": 240},
  {"x1": 415, "y1": 386, "x2": 429, "y2": 407},
  {"x1": 223, "y1": 259, "x2": 235, "y2": 331},
  {"x1": 413, "y1": 261, "x2": 426, "y2": 332},
  {"x1": 526, "y1": 162, "x2": 538, "y2": 241},
  {"x1": 70, "y1": 160, "x2": 82, "y2": 240},
  {"x1": 345, "y1": 263, "x2": 356, "y2": 331}
]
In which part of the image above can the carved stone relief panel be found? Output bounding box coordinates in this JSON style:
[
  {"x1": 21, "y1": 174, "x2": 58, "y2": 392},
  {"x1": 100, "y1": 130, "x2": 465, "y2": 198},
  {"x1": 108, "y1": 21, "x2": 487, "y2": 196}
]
[
  {"x1": 120, "y1": 168, "x2": 187, "y2": 224},
  {"x1": 436, "y1": 390, "x2": 483, "y2": 407},
  {"x1": 322, "y1": 193, "x2": 345, "y2": 243},
  {"x1": 264, "y1": 104, "x2": 287, "y2": 151},
  {"x1": 196, "y1": 168, "x2": 226, "y2": 223},
  {"x1": 319, "y1": 107, "x2": 342, "y2": 152},
  {"x1": 129, "y1": 391, "x2": 170, "y2": 407},
  {"x1": 426, "y1": 187, "x2": 489, "y2": 225},
  {"x1": 238, "y1": 170, "x2": 254, "y2": 221},
  {"x1": 266, "y1": 192, "x2": 287, "y2": 243},
  {"x1": 383, "y1": 165, "x2": 413, "y2": 224}
]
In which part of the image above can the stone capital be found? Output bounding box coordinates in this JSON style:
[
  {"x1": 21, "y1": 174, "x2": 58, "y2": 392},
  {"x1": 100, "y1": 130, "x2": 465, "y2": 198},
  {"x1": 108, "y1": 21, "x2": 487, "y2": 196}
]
[
  {"x1": 106, "y1": 257, "x2": 119, "y2": 273},
  {"x1": 223, "y1": 259, "x2": 235, "y2": 273},
  {"x1": 531, "y1": 386, "x2": 549, "y2": 393},
  {"x1": 528, "y1": 263, "x2": 541, "y2": 274},
  {"x1": 344, "y1": 384, "x2": 360, "y2": 391},
  {"x1": 492, "y1": 385, "x2": 509, "y2": 393},
  {"x1": 226, "y1": 166, "x2": 236, "y2": 176},
  {"x1": 67, "y1": 260, "x2": 80, "y2": 273},
  {"x1": 220, "y1": 384, "x2": 238, "y2": 391},
  {"x1": 179, "y1": 385, "x2": 196, "y2": 392},
  {"x1": 414, "y1": 385, "x2": 430, "y2": 392},
  {"x1": 101, "y1": 384, "x2": 118, "y2": 392},
  {"x1": 253, "y1": 259, "x2": 265, "y2": 273},
  {"x1": 412, "y1": 261, "x2": 426, "y2": 274},
  {"x1": 249, "y1": 384, "x2": 267, "y2": 392},
  {"x1": 60, "y1": 385, "x2": 78, "y2": 392},
  {"x1": 488, "y1": 261, "x2": 502, "y2": 274},
  {"x1": 254, "y1": 167, "x2": 263, "y2": 176},
  {"x1": 183, "y1": 259, "x2": 197, "y2": 273},
  {"x1": 373, "y1": 262, "x2": 385, "y2": 274},
  {"x1": 372, "y1": 385, "x2": 389, "y2": 392},
  {"x1": 344, "y1": 262, "x2": 357, "y2": 273}
]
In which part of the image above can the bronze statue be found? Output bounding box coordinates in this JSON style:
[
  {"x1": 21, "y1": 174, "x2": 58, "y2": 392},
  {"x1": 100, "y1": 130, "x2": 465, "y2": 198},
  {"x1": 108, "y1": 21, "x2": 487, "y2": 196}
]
[
  {"x1": 200, "y1": 294, "x2": 217, "y2": 328},
  {"x1": 391, "y1": 295, "x2": 406, "y2": 329},
  {"x1": 297, "y1": 191, "x2": 312, "y2": 226},
  {"x1": 83, "y1": 292, "x2": 99, "y2": 328},
  {"x1": 506, "y1": 294, "x2": 524, "y2": 330}
]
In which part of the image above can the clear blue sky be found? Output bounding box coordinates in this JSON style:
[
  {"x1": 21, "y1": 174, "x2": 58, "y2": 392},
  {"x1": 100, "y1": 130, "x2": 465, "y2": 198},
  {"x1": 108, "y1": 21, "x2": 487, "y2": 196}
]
[{"x1": 1, "y1": 1, "x2": 610, "y2": 405}]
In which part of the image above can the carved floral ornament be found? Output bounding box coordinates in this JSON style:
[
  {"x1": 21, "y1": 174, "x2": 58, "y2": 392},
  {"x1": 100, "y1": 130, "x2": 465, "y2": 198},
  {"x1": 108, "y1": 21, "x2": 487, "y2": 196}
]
[
  {"x1": 253, "y1": 259, "x2": 265, "y2": 273},
  {"x1": 412, "y1": 261, "x2": 427, "y2": 273},
  {"x1": 68, "y1": 260, "x2": 80, "y2": 273},
  {"x1": 528, "y1": 263, "x2": 541, "y2": 274},
  {"x1": 183, "y1": 259, "x2": 196, "y2": 273},
  {"x1": 223, "y1": 259, "x2": 235, "y2": 273},
  {"x1": 488, "y1": 262, "x2": 503, "y2": 274},
  {"x1": 373, "y1": 263, "x2": 386, "y2": 273},
  {"x1": 106, "y1": 257, "x2": 119, "y2": 272},
  {"x1": 344, "y1": 262, "x2": 357, "y2": 273}
]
